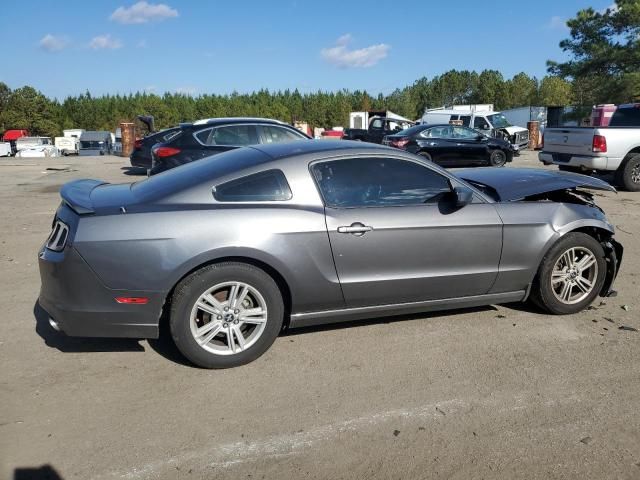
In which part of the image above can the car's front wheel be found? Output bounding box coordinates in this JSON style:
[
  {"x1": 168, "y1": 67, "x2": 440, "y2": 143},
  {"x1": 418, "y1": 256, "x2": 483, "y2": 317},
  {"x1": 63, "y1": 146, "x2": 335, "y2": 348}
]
[
  {"x1": 530, "y1": 233, "x2": 606, "y2": 314},
  {"x1": 615, "y1": 154, "x2": 640, "y2": 192},
  {"x1": 170, "y1": 262, "x2": 284, "y2": 368},
  {"x1": 489, "y1": 150, "x2": 507, "y2": 167}
]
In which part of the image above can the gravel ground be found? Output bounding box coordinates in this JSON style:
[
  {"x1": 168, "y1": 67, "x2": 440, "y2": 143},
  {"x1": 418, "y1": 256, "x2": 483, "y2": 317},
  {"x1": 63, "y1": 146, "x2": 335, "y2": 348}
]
[{"x1": 1, "y1": 151, "x2": 639, "y2": 480}]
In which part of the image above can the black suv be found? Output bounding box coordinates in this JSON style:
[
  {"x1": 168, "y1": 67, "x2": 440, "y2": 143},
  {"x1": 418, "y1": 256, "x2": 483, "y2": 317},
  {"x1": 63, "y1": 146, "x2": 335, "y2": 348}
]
[
  {"x1": 130, "y1": 127, "x2": 181, "y2": 169},
  {"x1": 149, "y1": 118, "x2": 311, "y2": 175}
]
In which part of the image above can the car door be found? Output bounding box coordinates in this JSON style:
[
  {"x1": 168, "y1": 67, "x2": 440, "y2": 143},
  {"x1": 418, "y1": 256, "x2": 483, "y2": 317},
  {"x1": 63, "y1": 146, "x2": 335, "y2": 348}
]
[
  {"x1": 448, "y1": 126, "x2": 488, "y2": 165},
  {"x1": 312, "y1": 156, "x2": 503, "y2": 308},
  {"x1": 367, "y1": 118, "x2": 386, "y2": 143},
  {"x1": 417, "y1": 126, "x2": 457, "y2": 165}
]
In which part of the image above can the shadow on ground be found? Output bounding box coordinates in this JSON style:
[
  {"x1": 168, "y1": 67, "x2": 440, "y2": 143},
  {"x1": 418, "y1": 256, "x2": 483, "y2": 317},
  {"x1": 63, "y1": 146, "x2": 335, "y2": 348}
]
[
  {"x1": 120, "y1": 166, "x2": 147, "y2": 176},
  {"x1": 14, "y1": 464, "x2": 63, "y2": 480}
]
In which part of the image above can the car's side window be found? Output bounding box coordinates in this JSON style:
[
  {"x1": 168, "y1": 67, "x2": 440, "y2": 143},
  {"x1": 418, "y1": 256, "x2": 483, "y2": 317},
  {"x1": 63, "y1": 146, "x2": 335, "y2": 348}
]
[
  {"x1": 458, "y1": 115, "x2": 471, "y2": 127},
  {"x1": 195, "y1": 125, "x2": 258, "y2": 146},
  {"x1": 452, "y1": 126, "x2": 478, "y2": 139},
  {"x1": 423, "y1": 126, "x2": 451, "y2": 138},
  {"x1": 213, "y1": 169, "x2": 292, "y2": 202},
  {"x1": 371, "y1": 118, "x2": 383, "y2": 129},
  {"x1": 473, "y1": 117, "x2": 489, "y2": 130},
  {"x1": 260, "y1": 125, "x2": 305, "y2": 144},
  {"x1": 312, "y1": 157, "x2": 451, "y2": 208}
]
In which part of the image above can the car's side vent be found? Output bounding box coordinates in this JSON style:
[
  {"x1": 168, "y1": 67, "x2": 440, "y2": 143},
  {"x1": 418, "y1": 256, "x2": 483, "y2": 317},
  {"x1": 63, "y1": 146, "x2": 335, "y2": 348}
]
[{"x1": 46, "y1": 220, "x2": 69, "y2": 252}]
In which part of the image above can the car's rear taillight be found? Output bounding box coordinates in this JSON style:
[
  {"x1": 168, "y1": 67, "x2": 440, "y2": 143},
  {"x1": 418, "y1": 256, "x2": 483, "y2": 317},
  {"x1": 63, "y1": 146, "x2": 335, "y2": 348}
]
[
  {"x1": 592, "y1": 135, "x2": 607, "y2": 153},
  {"x1": 134, "y1": 139, "x2": 142, "y2": 149},
  {"x1": 154, "y1": 146, "x2": 181, "y2": 158},
  {"x1": 391, "y1": 138, "x2": 410, "y2": 148}
]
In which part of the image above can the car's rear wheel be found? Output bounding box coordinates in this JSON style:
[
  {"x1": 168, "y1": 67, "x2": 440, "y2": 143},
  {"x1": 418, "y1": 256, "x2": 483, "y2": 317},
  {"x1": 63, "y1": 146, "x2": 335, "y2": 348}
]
[
  {"x1": 530, "y1": 233, "x2": 606, "y2": 315},
  {"x1": 170, "y1": 262, "x2": 284, "y2": 368},
  {"x1": 489, "y1": 150, "x2": 507, "y2": 167},
  {"x1": 615, "y1": 154, "x2": 640, "y2": 192}
]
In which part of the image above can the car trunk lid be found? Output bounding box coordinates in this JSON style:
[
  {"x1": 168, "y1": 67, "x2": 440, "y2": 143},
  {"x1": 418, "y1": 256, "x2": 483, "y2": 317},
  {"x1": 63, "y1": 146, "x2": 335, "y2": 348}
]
[{"x1": 60, "y1": 179, "x2": 137, "y2": 215}]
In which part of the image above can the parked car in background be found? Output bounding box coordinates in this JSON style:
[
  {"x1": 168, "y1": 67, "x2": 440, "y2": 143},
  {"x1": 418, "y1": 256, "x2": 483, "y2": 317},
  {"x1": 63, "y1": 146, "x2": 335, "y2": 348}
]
[
  {"x1": 422, "y1": 109, "x2": 530, "y2": 149},
  {"x1": 130, "y1": 127, "x2": 180, "y2": 169},
  {"x1": 149, "y1": 117, "x2": 310, "y2": 175},
  {"x1": 16, "y1": 137, "x2": 53, "y2": 152},
  {"x1": 1, "y1": 129, "x2": 29, "y2": 154},
  {"x1": 383, "y1": 124, "x2": 515, "y2": 167},
  {"x1": 55, "y1": 136, "x2": 79, "y2": 156},
  {"x1": 39, "y1": 141, "x2": 622, "y2": 368},
  {"x1": 539, "y1": 103, "x2": 640, "y2": 191},
  {"x1": 343, "y1": 117, "x2": 415, "y2": 144},
  {"x1": 79, "y1": 131, "x2": 112, "y2": 156}
]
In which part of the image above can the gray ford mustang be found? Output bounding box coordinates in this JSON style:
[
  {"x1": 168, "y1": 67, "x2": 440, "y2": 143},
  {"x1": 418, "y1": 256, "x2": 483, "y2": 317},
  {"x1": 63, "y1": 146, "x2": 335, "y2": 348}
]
[{"x1": 38, "y1": 141, "x2": 623, "y2": 368}]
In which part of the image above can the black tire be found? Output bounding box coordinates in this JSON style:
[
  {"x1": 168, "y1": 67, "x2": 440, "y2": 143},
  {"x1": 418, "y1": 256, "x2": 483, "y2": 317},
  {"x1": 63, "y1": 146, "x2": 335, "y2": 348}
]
[
  {"x1": 529, "y1": 233, "x2": 606, "y2": 315},
  {"x1": 417, "y1": 151, "x2": 432, "y2": 162},
  {"x1": 170, "y1": 262, "x2": 284, "y2": 368},
  {"x1": 489, "y1": 150, "x2": 507, "y2": 167},
  {"x1": 615, "y1": 154, "x2": 640, "y2": 192}
]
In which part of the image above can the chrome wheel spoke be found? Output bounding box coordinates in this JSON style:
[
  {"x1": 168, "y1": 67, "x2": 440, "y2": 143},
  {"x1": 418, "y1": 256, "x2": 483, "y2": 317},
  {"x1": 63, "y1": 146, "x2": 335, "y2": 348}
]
[
  {"x1": 575, "y1": 276, "x2": 593, "y2": 293},
  {"x1": 551, "y1": 271, "x2": 565, "y2": 284},
  {"x1": 196, "y1": 301, "x2": 219, "y2": 317},
  {"x1": 203, "y1": 293, "x2": 224, "y2": 312},
  {"x1": 559, "y1": 281, "x2": 573, "y2": 302},
  {"x1": 195, "y1": 322, "x2": 222, "y2": 345},
  {"x1": 239, "y1": 307, "x2": 267, "y2": 324},
  {"x1": 576, "y1": 255, "x2": 596, "y2": 272},
  {"x1": 231, "y1": 325, "x2": 246, "y2": 351}
]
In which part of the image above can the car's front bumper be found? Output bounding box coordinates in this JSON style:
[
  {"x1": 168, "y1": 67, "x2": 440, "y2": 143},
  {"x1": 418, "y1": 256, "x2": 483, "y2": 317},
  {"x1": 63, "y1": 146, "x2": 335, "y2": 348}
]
[{"x1": 38, "y1": 245, "x2": 163, "y2": 338}]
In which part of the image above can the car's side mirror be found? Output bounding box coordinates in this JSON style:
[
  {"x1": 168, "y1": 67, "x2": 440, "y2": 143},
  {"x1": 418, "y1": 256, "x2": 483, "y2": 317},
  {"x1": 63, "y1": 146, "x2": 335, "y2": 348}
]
[{"x1": 454, "y1": 186, "x2": 473, "y2": 207}]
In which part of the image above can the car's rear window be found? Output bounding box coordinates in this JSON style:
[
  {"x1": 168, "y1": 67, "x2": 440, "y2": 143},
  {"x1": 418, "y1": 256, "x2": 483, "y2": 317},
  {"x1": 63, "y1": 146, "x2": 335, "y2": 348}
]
[
  {"x1": 609, "y1": 106, "x2": 640, "y2": 127},
  {"x1": 213, "y1": 169, "x2": 292, "y2": 202},
  {"x1": 131, "y1": 147, "x2": 270, "y2": 202}
]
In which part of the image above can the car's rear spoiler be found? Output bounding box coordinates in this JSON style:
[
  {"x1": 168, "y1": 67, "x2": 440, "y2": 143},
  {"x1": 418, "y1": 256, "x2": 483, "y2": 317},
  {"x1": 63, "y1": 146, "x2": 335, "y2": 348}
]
[{"x1": 60, "y1": 179, "x2": 107, "y2": 214}]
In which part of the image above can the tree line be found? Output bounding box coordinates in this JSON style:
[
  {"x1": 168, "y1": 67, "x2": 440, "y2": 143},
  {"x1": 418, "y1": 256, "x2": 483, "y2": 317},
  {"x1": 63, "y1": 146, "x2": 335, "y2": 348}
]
[{"x1": 0, "y1": 72, "x2": 574, "y2": 138}]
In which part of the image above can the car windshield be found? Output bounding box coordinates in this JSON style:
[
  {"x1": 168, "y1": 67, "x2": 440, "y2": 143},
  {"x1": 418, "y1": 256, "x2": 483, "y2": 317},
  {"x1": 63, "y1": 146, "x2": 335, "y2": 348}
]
[
  {"x1": 487, "y1": 114, "x2": 511, "y2": 128},
  {"x1": 396, "y1": 125, "x2": 427, "y2": 136}
]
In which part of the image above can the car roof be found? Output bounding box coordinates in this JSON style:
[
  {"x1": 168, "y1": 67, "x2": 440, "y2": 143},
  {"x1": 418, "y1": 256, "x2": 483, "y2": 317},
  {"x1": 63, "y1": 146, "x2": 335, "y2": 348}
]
[
  {"x1": 250, "y1": 139, "x2": 390, "y2": 159},
  {"x1": 187, "y1": 117, "x2": 289, "y2": 127}
]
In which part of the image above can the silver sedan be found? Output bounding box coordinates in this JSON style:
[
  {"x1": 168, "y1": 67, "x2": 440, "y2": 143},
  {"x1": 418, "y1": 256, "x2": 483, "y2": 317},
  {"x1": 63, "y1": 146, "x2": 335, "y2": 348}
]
[{"x1": 38, "y1": 141, "x2": 623, "y2": 368}]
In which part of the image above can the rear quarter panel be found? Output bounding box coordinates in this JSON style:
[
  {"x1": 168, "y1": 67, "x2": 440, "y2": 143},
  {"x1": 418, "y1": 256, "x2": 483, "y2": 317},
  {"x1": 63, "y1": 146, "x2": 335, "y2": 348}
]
[{"x1": 73, "y1": 205, "x2": 344, "y2": 313}]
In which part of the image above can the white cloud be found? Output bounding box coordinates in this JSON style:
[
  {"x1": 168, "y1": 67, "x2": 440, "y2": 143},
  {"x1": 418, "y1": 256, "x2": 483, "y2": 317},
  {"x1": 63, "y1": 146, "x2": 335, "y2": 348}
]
[
  {"x1": 548, "y1": 16, "x2": 568, "y2": 30},
  {"x1": 89, "y1": 34, "x2": 123, "y2": 50},
  {"x1": 321, "y1": 34, "x2": 389, "y2": 68},
  {"x1": 39, "y1": 34, "x2": 68, "y2": 52},
  {"x1": 110, "y1": 1, "x2": 178, "y2": 24},
  {"x1": 176, "y1": 86, "x2": 197, "y2": 95}
]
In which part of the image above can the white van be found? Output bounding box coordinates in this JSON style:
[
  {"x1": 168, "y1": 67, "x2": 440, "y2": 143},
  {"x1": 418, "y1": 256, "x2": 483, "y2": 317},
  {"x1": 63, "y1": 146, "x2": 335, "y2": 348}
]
[
  {"x1": 55, "y1": 136, "x2": 79, "y2": 155},
  {"x1": 421, "y1": 109, "x2": 530, "y2": 149},
  {"x1": 15, "y1": 137, "x2": 53, "y2": 151}
]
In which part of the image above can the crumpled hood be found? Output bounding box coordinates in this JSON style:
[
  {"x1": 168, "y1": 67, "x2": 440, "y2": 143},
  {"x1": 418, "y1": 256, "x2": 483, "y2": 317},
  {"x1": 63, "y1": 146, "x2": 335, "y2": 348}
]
[
  {"x1": 502, "y1": 125, "x2": 527, "y2": 134},
  {"x1": 456, "y1": 167, "x2": 616, "y2": 201}
]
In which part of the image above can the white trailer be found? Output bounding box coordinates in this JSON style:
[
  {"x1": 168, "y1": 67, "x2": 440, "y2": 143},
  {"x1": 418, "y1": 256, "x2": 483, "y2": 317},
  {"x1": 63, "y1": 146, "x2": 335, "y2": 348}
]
[
  {"x1": 55, "y1": 136, "x2": 80, "y2": 155},
  {"x1": 349, "y1": 110, "x2": 412, "y2": 129},
  {"x1": 0, "y1": 142, "x2": 11, "y2": 157}
]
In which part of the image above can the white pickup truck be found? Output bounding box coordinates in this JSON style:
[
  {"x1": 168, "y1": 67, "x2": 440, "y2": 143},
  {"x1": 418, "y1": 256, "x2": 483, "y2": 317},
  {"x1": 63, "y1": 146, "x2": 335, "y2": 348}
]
[{"x1": 539, "y1": 103, "x2": 640, "y2": 191}]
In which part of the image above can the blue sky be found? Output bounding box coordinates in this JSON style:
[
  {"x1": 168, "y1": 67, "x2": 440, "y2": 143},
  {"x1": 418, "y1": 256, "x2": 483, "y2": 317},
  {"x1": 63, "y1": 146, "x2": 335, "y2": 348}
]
[{"x1": 0, "y1": 0, "x2": 615, "y2": 99}]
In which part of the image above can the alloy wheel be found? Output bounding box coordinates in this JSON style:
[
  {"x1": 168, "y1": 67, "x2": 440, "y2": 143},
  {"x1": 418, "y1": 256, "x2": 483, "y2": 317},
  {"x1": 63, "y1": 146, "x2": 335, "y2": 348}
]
[
  {"x1": 189, "y1": 281, "x2": 268, "y2": 355},
  {"x1": 550, "y1": 247, "x2": 598, "y2": 305},
  {"x1": 631, "y1": 163, "x2": 640, "y2": 184}
]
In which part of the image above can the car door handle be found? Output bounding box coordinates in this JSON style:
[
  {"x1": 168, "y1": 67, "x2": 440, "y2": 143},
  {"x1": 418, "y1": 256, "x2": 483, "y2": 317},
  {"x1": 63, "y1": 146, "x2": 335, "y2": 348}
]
[{"x1": 337, "y1": 223, "x2": 373, "y2": 235}]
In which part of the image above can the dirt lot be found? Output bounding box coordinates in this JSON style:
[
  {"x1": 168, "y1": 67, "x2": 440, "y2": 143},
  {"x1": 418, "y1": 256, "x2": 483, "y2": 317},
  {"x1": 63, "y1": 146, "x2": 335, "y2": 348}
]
[{"x1": 1, "y1": 151, "x2": 639, "y2": 480}]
